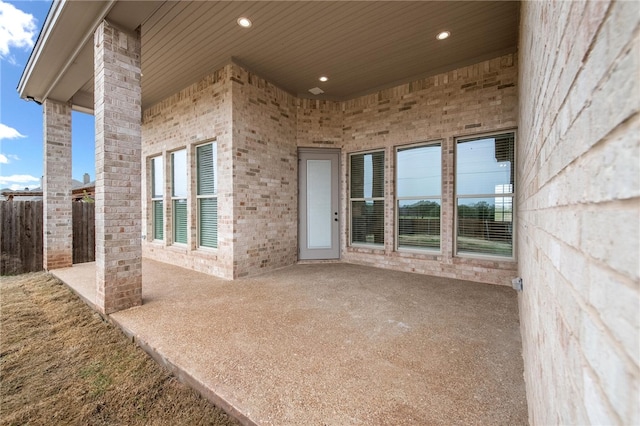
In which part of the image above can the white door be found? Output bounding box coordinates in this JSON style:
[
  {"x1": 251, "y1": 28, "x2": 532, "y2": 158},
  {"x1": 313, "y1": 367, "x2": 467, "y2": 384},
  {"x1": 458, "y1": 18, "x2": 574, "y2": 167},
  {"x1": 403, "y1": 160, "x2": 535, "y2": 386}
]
[{"x1": 299, "y1": 149, "x2": 340, "y2": 260}]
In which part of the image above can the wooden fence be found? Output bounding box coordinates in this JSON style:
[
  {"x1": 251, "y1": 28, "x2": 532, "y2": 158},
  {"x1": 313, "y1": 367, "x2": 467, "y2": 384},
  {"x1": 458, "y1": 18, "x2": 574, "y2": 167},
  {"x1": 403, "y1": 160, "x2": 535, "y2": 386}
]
[
  {"x1": 0, "y1": 200, "x2": 95, "y2": 275},
  {"x1": 72, "y1": 202, "x2": 95, "y2": 264},
  {"x1": 1, "y1": 200, "x2": 43, "y2": 275}
]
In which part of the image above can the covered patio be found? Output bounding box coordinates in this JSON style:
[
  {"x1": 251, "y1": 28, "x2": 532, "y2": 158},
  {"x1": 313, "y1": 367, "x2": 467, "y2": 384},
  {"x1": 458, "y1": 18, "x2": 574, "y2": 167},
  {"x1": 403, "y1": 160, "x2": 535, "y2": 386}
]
[{"x1": 53, "y1": 259, "x2": 527, "y2": 425}]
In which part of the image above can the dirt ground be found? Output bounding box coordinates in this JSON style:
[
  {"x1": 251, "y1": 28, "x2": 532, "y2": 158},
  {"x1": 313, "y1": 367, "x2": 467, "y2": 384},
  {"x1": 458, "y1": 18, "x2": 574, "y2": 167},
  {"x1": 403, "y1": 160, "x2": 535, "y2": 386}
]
[{"x1": 0, "y1": 272, "x2": 239, "y2": 426}]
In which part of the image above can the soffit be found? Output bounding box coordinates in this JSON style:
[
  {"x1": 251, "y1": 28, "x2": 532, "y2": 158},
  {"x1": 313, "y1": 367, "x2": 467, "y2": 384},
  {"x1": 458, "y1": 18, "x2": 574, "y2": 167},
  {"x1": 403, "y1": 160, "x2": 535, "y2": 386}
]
[
  {"x1": 141, "y1": 1, "x2": 519, "y2": 107},
  {"x1": 19, "y1": 1, "x2": 520, "y2": 112}
]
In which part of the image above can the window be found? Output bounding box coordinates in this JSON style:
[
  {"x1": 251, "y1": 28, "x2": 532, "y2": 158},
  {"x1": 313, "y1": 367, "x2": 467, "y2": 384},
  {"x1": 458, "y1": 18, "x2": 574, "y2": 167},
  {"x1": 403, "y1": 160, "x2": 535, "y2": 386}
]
[
  {"x1": 171, "y1": 149, "x2": 188, "y2": 244},
  {"x1": 456, "y1": 132, "x2": 515, "y2": 257},
  {"x1": 350, "y1": 151, "x2": 385, "y2": 246},
  {"x1": 151, "y1": 156, "x2": 164, "y2": 241},
  {"x1": 197, "y1": 143, "x2": 217, "y2": 248},
  {"x1": 396, "y1": 142, "x2": 441, "y2": 251}
]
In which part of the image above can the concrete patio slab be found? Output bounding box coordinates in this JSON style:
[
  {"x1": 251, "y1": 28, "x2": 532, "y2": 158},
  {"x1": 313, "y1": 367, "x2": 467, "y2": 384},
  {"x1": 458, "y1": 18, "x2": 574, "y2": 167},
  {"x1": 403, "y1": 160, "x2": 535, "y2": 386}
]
[{"x1": 53, "y1": 259, "x2": 527, "y2": 425}]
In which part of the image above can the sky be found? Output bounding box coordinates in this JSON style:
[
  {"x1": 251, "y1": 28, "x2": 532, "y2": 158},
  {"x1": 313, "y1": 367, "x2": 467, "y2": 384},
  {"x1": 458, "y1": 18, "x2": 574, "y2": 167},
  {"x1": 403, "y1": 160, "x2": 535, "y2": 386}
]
[
  {"x1": 0, "y1": 0, "x2": 511, "y2": 196},
  {"x1": 0, "y1": 0, "x2": 95, "y2": 191}
]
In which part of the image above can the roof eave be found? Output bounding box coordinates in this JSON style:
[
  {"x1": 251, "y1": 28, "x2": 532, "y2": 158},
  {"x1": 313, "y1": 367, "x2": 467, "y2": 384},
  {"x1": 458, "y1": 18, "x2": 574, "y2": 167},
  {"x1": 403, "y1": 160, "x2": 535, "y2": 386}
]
[
  {"x1": 17, "y1": 0, "x2": 65, "y2": 100},
  {"x1": 17, "y1": 0, "x2": 116, "y2": 104}
]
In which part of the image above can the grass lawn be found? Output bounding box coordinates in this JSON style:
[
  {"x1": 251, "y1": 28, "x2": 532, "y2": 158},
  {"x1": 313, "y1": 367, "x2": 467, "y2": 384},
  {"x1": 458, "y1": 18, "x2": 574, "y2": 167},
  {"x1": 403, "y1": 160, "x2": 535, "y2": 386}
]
[{"x1": 0, "y1": 272, "x2": 239, "y2": 425}]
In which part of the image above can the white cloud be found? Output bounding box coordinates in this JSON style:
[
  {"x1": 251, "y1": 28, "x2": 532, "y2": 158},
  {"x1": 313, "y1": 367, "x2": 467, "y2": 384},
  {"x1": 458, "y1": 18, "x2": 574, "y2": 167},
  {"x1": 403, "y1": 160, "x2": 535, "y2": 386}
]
[
  {"x1": 0, "y1": 153, "x2": 19, "y2": 164},
  {"x1": 0, "y1": 174, "x2": 39, "y2": 185},
  {"x1": 0, "y1": 123, "x2": 26, "y2": 140},
  {"x1": 0, "y1": 0, "x2": 37, "y2": 59},
  {"x1": 7, "y1": 183, "x2": 38, "y2": 191}
]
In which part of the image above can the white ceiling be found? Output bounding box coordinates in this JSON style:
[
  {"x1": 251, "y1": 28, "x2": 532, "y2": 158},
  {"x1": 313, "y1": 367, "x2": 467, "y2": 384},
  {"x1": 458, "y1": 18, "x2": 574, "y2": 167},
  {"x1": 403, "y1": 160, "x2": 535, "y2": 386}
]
[{"x1": 19, "y1": 1, "x2": 520, "y2": 112}]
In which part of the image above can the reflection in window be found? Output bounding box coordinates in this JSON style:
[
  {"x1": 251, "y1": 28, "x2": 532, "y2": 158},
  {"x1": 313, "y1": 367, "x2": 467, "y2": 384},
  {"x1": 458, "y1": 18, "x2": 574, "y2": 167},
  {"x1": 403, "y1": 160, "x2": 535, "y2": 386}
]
[
  {"x1": 456, "y1": 133, "x2": 515, "y2": 257},
  {"x1": 396, "y1": 143, "x2": 441, "y2": 250},
  {"x1": 151, "y1": 156, "x2": 163, "y2": 241},
  {"x1": 172, "y1": 149, "x2": 188, "y2": 244},
  {"x1": 350, "y1": 151, "x2": 385, "y2": 246}
]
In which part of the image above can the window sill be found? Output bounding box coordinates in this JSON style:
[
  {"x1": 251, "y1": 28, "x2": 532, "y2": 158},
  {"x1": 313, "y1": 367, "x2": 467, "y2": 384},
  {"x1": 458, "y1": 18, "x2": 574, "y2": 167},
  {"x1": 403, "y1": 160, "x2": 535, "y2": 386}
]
[
  {"x1": 167, "y1": 243, "x2": 189, "y2": 254},
  {"x1": 455, "y1": 252, "x2": 516, "y2": 263},
  {"x1": 348, "y1": 245, "x2": 385, "y2": 254},
  {"x1": 196, "y1": 246, "x2": 218, "y2": 254},
  {"x1": 395, "y1": 248, "x2": 442, "y2": 260}
]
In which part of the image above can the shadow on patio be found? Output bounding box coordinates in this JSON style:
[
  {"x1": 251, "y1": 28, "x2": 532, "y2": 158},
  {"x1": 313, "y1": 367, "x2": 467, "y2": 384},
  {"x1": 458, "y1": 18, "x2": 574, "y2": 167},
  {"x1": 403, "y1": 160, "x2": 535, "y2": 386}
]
[{"x1": 52, "y1": 259, "x2": 527, "y2": 425}]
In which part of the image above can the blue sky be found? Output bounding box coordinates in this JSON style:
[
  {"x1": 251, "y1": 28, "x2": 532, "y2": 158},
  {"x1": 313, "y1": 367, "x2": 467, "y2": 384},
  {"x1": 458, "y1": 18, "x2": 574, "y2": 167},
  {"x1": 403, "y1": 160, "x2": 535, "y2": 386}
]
[{"x1": 0, "y1": 0, "x2": 95, "y2": 191}]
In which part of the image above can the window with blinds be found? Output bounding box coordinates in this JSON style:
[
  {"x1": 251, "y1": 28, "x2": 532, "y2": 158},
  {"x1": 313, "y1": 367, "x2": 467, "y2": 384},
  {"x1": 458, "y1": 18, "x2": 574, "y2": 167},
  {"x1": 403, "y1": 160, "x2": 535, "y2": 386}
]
[
  {"x1": 151, "y1": 156, "x2": 164, "y2": 241},
  {"x1": 172, "y1": 149, "x2": 188, "y2": 245},
  {"x1": 197, "y1": 142, "x2": 217, "y2": 248},
  {"x1": 456, "y1": 132, "x2": 515, "y2": 257},
  {"x1": 396, "y1": 142, "x2": 441, "y2": 251},
  {"x1": 349, "y1": 151, "x2": 385, "y2": 246}
]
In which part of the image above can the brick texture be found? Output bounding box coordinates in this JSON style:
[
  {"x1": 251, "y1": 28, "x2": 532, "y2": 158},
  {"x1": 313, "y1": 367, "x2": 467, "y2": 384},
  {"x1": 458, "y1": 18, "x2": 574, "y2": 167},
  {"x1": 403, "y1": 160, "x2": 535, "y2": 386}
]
[
  {"x1": 518, "y1": 1, "x2": 639, "y2": 424},
  {"x1": 94, "y1": 21, "x2": 143, "y2": 314},
  {"x1": 230, "y1": 65, "x2": 298, "y2": 278},
  {"x1": 142, "y1": 55, "x2": 519, "y2": 285},
  {"x1": 43, "y1": 99, "x2": 72, "y2": 270},
  {"x1": 298, "y1": 54, "x2": 519, "y2": 286},
  {"x1": 141, "y1": 66, "x2": 233, "y2": 278}
]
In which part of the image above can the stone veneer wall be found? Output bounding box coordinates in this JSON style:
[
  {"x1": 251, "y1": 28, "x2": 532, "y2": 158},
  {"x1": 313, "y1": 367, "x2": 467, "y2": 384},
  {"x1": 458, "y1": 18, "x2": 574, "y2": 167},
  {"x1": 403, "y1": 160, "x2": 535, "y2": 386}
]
[
  {"x1": 518, "y1": 1, "x2": 639, "y2": 424},
  {"x1": 298, "y1": 54, "x2": 519, "y2": 286},
  {"x1": 141, "y1": 66, "x2": 234, "y2": 279},
  {"x1": 230, "y1": 64, "x2": 299, "y2": 278}
]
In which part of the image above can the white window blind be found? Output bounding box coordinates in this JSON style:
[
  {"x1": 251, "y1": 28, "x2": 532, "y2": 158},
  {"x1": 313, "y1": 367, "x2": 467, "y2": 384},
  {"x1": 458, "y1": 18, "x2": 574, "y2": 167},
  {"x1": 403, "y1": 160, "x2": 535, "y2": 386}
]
[
  {"x1": 456, "y1": 132, "x2": 515, "y2": 257},
  {"x1": 350, "y1": 151, "x2": 385, "y2": 246},
  {"x1": 396, "y1": 143, "x2": 441, "y2": 251}
]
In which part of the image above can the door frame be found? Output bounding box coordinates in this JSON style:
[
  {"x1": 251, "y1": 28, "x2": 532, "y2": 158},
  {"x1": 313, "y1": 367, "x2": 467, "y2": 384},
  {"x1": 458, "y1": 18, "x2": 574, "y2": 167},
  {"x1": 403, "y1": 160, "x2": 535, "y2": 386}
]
[{"x1": 298, "y1": 148, "x2": 341, "y2": 260}]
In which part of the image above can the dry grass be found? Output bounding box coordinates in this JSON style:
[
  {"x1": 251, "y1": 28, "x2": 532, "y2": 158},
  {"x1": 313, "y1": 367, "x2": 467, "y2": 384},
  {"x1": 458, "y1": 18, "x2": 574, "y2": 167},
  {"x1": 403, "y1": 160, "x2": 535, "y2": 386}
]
[{"x1": 0, "y1": 272, "x2": 240, "y2": 426}]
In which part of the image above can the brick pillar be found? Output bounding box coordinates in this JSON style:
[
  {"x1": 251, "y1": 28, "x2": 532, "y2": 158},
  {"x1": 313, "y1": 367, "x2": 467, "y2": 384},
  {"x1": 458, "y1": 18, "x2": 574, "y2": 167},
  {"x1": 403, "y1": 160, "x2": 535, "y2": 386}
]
[
  {"x1": 43, "y1": 99, "x2": 72, "y2": 270},
  {"x1": 94, "y1": 20, "x2": 142, "y2": 314}
]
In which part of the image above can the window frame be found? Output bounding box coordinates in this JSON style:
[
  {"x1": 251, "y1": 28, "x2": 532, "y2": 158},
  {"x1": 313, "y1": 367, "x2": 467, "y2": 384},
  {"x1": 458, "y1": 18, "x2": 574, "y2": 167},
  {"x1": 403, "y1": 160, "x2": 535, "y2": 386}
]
[
  {"x1": 454, "y1": 130, "x2": 516, "y2": 260},
  {"x1": 171, "y1": 149, "x2": 188, "y2": 245},
  {"x1": 150, "y1": 155, "x2": 164, "y2": 242},
  {"x1": 394, "y1": 140, "x2": 442, "y2": 253},
  {"x1": 348, "y1": 149, "x2": 386, "y2": 248},
  {"x1": 196, "y1": 141, "x2": 218, "y2": 249}
]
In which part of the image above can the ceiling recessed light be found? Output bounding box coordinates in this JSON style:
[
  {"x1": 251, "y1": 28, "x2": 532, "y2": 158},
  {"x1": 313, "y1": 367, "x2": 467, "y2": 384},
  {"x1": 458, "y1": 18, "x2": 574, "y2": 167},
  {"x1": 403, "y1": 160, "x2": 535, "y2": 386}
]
[
  {"x1": 309, "y1": 87, "x2": 324, "y2": 95},
  {"x1": 436, "y1": 31, "x2": 450, "y2": 40},
  {"x1": 319, "y1": 76, "x2": 328, "y2": 82},
  {"x1": 237, "y1": 17, "x2": 252, "y2": 28}
]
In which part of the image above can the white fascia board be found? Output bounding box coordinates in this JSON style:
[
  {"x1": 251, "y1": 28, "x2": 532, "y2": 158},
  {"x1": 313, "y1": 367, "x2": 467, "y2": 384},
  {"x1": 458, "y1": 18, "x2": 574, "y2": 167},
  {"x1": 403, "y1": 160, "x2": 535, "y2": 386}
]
[
  {"x1": 17, "y1": 0, "x2": 66, "y2": 99},
  {"x1": 17, "y1": 0, "x2": 116, "y2": 103}
]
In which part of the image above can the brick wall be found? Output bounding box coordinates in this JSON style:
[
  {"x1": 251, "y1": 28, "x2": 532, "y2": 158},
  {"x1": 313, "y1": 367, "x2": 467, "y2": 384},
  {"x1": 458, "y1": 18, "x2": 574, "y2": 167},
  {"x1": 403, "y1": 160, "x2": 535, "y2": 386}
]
[
  {"x1": 94, "y1": 21, "x2": 143, "y2": 314},
  {"x1": 518, "y1": 1, "x2": 639, "y2": 423},
  {"x1": 143, "y1": 54, "x2": 519, "y2": 284},
  {"x1": 298, "y1": 54, "x2": 519, "y2": 286},
  {"x1": 42, "y1": 99, "x2": 73, "y2": 270},
  {"x1": 297, "y1": 99, "x2": 343, "y2": 149},
  {"x1": 230, "y1": 64, "x2": 299, "y2": 278},
  {"x1": 141, "y1": 66, "x2": 234, "y2": 279}
]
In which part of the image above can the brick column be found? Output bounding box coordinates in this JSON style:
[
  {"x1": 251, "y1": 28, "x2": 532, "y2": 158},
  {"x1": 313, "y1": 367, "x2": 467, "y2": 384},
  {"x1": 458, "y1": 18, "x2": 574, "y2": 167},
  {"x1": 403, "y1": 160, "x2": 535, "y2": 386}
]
[
  {"x1": 43, "y1": 99, "x2": 72, "y2": 270},
  {"x1": 94, "y1": 20, "x2": 142, "y2": 314}
]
